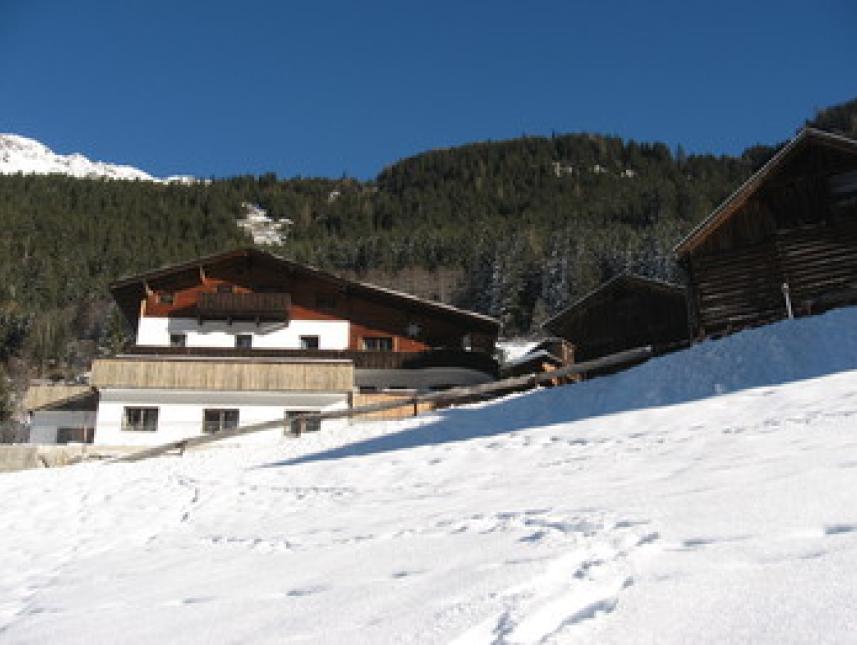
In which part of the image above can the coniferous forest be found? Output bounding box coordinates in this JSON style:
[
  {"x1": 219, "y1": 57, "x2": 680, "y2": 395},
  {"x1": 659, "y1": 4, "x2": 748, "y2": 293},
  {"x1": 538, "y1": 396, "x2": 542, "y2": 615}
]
[{"x1": 0, "y1": 97, "x2": 855, "y2": 415}]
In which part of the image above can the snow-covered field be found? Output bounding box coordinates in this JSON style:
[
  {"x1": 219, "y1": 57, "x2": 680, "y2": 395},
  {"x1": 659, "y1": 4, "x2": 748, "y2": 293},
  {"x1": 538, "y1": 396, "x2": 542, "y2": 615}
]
[{"x1": 5, "y1": 309, "x2": 857, "y2": 643}]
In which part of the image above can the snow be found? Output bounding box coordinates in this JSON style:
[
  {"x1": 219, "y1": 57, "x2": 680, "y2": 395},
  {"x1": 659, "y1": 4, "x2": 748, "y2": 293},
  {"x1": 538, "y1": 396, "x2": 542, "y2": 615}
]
[
  {"x1": 0, "y1": 133, "x2": 195, "y2": 183},
  {"x1": 237, "y1": 203, "x2": 290, "y2": 246},
  {"x1": 496, "y1": 338, "x2": 540, "y2": 363},
  {"x1": 5, "y1": 308, "x2": 857, "y2": 643}
]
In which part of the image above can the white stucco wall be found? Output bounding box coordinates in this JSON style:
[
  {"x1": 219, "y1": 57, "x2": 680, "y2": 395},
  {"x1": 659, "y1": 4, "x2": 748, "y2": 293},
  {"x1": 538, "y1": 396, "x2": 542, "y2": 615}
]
[
  {"x1": 94, "y1": 388, "x2": 349, "y2": 446},
  {"x1": 29, "y1": 411, "x2": 97, "y2": 445},
  {"x1": 136, "y1": 317, "x2": 350, "y2": 350}
]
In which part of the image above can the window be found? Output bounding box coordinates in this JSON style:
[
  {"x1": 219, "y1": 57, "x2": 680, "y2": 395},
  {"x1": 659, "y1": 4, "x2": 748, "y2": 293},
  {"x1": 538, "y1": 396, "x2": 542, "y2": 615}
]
[
  {"x1": 235, "y1": 334, "x2": 253, "y2": 349},
  {"x1": 57, "y1": 427, "x2": 94, "y2": 444},
  {"x1": 300, "y1": 335, "x2": 320, "y2": 350},
  {"x1": 217, "y1": 284, "x2": 234, "y2": 294},
  {"x1": 158, "y1": 292, "x2": 174, "y2": 305},
  {"x1": 362, "y1": 336, "x2": 393, "y2": 351},
  {"x1": 285, "y1": 411, "x2": 321, "y2": 434},
  {"x1": 169, "y1": 333, "x2": 186, "y2": 348},
  {"x1": 123, "y1": 407, "x2": 159, "y2": 432},
  {"x1": 203, "y1": 409, "x2": 239, "y2": 434}
]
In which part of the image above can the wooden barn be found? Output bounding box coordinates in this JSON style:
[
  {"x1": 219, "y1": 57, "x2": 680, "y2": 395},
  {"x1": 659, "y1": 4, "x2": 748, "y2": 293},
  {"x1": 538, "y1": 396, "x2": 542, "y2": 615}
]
[
  {"x1": 542, "y1": 273, "x2": 689, "y2": 363},
  {"x1": 675, "y1": 127, "x2": 857, "y2": 336}
]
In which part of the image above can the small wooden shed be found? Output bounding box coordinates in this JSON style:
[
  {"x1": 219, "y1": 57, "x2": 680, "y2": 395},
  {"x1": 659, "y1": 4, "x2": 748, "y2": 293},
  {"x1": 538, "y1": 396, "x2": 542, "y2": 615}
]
[
  {"x1": 675, "y1": 127, "x2": 857, "y2": 336},
  {"x1": 542, "y1": 273, "x2": 689, "y2": 363},
  {"x1": 500, "y1": 337, "x2": 575, "y2": 379}
]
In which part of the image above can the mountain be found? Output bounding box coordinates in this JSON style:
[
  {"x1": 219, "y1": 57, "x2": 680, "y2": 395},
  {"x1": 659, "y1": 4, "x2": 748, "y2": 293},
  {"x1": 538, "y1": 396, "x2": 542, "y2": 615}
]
[
  {"x1": 0, "y1": 134, "x2": 195, "y2": 183},
  {"x1": 0, "y1": 96, "x2": 854, "y2": 404}
]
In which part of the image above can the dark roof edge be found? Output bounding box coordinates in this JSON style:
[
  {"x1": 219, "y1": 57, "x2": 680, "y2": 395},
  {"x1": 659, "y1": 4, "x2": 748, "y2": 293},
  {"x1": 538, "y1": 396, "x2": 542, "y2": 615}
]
[
  {"x1": 541, "y1": 272, "x2": 684, "y2": 332},
  {"x1": 110, "y1": 247, "x2": 500, "y2": 329},
  {"x1": 32, "y1": 388, "x2": 99, "y2": 412},
  {"x1": 673, "y1": 127, "x2": 857, "y2": 256}
]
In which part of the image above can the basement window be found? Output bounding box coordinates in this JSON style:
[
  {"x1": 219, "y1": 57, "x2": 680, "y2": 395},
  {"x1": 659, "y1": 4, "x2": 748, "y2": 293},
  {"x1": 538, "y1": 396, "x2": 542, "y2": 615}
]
[
  {"x1": 235, "y1": 334, "x2": 253, "y2": 349},
  {"x1": 122, "y1": 407, "x2": 159, "y2": 432},
  {"x1": 362, "y1": 336, "x2": 393, "y2": 351},
  {"x1": 169, "y1": 333, "x2": 187, "y2": 348},
  {"x1": 57, "y1": 427, "x2": 94, "y2": 444},
  {"x1": 158, "y1": 292, "x2": 174, "y2": 305},
  {"x1": 203, "y1": 409, "x2": 239, "y2": 434},
  {"x1": 217, "y1": 284, "x2": 234, "y2": 294}
]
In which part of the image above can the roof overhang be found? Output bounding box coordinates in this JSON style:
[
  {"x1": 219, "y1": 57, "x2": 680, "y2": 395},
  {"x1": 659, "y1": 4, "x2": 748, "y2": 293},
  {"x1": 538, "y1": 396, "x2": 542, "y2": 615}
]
[
  {"x1": 110, "y1": 247, "x2": 500, "y2": 332},
  {"x1": 542, "y1": 272, "x2": 684, "y2": 334},
  {"x1": 674, "y1": 128, "x2": 857, "y2": 257}
]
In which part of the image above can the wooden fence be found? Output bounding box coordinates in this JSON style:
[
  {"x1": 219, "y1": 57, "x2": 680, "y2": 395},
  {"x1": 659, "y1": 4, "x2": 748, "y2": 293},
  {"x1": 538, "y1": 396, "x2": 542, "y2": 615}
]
[{"x1": 111, "y1": 345, "x2": 653, "y2": 464}]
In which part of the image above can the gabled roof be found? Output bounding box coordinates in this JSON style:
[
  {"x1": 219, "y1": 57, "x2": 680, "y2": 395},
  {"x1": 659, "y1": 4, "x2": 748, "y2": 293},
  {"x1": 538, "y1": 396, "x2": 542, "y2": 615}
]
[
  {"x1": 674, "y1": 127, "x2": 857, "y2": 256},
  {"x1": 31, "y1": 388, "x2": 98, "y2": 412},
  {"x1": 542, "y1": 272, "x2": 684, "y2": 334},
  {"x1": 110, "y1": 247, "x2": 499, "y2": 331}
]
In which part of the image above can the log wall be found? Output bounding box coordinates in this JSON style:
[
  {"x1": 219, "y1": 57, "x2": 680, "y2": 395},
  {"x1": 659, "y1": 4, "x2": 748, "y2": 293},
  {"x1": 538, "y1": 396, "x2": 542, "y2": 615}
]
[{"x1": 686, "y1": 139, "x2": 857, "y2": 336}]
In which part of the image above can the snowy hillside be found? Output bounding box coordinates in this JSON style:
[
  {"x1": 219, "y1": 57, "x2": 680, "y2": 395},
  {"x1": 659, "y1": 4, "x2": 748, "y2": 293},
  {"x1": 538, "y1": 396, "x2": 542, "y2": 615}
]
[
  {"x1": 5, "y1": 308, "x2": 857, "y2": 643},
  {"x1": 0, "y1": 133, "x2": 194, "y2": 183}
]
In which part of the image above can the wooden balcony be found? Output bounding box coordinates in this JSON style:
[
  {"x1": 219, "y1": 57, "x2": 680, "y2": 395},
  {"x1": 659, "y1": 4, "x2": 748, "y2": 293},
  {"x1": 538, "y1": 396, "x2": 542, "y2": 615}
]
[
  {"x1": 91, "y1": 356, "x2": 353, "y2": 392},
  {"x1": 197, "y1": 292, "x2": 290, "y2": 321},
  {"x1": 122, "y1": 346, "x2": 499, "y2": 376}
]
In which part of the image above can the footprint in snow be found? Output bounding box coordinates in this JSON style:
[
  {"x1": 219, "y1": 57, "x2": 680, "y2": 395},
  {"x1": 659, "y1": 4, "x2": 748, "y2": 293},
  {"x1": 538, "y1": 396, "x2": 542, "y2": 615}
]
[
  {"x1": 286, "y1": 585, "x2": 327, "y2": 597},
  {"x1": 391, "y1": 570, "x2": 423, "y2": 579},
  {"x1": 181, "y1": 596, "x2": 215, "y2": 605}
]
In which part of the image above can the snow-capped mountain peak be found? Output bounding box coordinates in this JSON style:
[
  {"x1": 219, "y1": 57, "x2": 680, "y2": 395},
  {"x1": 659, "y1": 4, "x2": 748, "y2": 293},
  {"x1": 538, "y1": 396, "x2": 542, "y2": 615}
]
[{"x1": 0, "y1": 133, "x2": 194, "y2": 183}]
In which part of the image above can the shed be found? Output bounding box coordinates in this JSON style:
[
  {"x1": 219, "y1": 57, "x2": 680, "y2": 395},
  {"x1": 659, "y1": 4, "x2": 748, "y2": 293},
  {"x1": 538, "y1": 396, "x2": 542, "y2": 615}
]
[
  {"x1": 675, "y1": 128, "x2": 857, "y2": 336},
  {"x1": 28, "y1": 389, "x2": 98, "y2": 445},
  {"x1": 542, "y1": 273, "x2": 688, "y2": 363},
  {"x1": 500, "y1": 337, "x2": 575, "y2": 379}
]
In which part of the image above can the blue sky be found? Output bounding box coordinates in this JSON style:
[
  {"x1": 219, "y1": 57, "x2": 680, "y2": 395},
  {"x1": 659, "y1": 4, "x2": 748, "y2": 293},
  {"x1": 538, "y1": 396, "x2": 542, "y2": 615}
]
[{"x1": 1, "y1": 1, "x2": 855, "y2": 180}]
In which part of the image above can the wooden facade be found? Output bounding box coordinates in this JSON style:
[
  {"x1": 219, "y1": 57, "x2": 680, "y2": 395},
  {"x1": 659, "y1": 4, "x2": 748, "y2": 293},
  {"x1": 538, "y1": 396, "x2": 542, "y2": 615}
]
[
  {"x1": 121, "y1": 345, "x2": 500, "y2": 376},
  {"x1": 542, "y1": 274, "x2": 688, "y2": 363},
  {"x1": 23, "y1": 384, "x2": 91, "y2": 411},
  {"x1": 91, "y1": 357, "x2": 354, "y2": 392},
  {"x1": 111, "y1": 248, "x2": 498, "y2": 354},
  {"x1": 676, "y1": 128, "x2": 857, "y2": 336}
]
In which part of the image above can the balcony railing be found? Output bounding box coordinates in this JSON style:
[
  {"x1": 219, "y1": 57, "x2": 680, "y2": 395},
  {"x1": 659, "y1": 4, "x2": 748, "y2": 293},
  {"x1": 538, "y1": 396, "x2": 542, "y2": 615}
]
[
  {"x1": 197, "y1": 292, "x2": 290, "y2": 321},
  {"x1": 123, "y1": 346, "x2": 499, "y2": 376}
]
